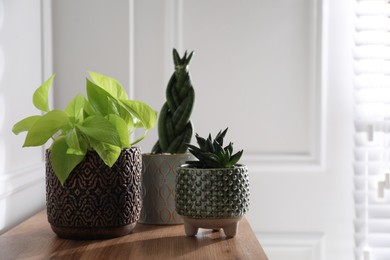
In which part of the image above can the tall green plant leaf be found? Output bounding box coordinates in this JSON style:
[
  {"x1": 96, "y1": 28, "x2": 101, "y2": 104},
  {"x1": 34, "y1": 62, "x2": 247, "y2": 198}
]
[
  {"x1": 12, "y1": 71, "x2": 157, "y2": 184},
  {"x1": 33, "y1": 74, "x2": 55, "y2": 112},
  {"x1": 120, "y1": 100, "x2": 157, "y2": 130},
  {"x1": 107, "y1": 96, "x2": 135, "y2": 129},
  {"x1": 76, "y1": 115, "x2": 121, "y2": 147},
  {"x1": 24, "y1": 110, "x2": 69, "y2": 147},
  {"x1": 65, "y1": 94, "x2": 85, "y2": 123},
  {"x1": 82, "y1": 99, "x2": 95, "y2": 117},
  {"x1": 88, "y1": 71, "x2": 128, "y2": 100},
  {"x1": 89, "y1": 138, "x2": 121, "y2": 167},
  {"x1": 50, "y1": 137, "x2": 84, "y2": 185},
  {"x1": 107, "y1": 114, "x2": 130, "y2": 148},
  {"x1": 86, "y1": 78, "x2": 111, "y2": 116},
  {"x1": 65, "y1": 128, "x2": 87, "y2": 155},
  {"x1": 12, "y1": 115, "x2": 41, "y2": 134}
]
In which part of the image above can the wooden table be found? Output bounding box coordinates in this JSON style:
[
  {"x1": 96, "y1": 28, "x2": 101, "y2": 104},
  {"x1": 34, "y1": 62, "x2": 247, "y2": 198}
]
[{"x1": 0, "y1": 210, "x2": 268, "y2": 260}]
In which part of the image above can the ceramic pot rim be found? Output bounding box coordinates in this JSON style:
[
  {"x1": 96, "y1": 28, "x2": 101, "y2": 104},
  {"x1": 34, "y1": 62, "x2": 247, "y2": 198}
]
[
  {"x1": 46, "y1": 146, "x2": 140, "y2": 153},
  {"x1": 177, "y1": 164, "x2": 247, "y2": 171},
  {"x1": 142, "y1": 152, "x2": 193, "y2": 158}
]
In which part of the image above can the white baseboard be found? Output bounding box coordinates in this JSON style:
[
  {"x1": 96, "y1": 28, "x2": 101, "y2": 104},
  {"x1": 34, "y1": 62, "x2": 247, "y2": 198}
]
[
  {"x1": 256, "y1": 232, "x2": 324, "y2": 260},
  {"x1": 0, "y1": 163, "x2": 46, "y2": 234}
]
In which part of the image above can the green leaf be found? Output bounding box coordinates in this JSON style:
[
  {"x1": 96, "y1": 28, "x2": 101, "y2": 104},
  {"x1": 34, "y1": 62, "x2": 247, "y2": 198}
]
[
  {"x1": 24, "y1": 110, "x2": 69, "y2": 147},
  {"x1": 107, "y1": 114, "x2": 130, "y2": 148},
  {"x1": 107, "y1": 97, "x2": 134, "y2": 129},
  {"x1": 66, "y1": 128, "x2": 79, "y2": 150},
  {"x1": 195, "y1": 134, "x2": 207, "y2": 151},
  {"x1": 86, "y1": 78, "x2": 112, "y2": 116},
  {"x1": 12, "y1": 115, "x2": 41, "y2": 134},
  {"x1": 120, "y1": 99, "x2": 157, "y2": 130},
  {"x1": 107, "y1": 96, "x2": 120, "y2": 116},
  {"x1": 228, "y1": 150, "x2": 243, "y2": 167},
  {"x1": 88, "y1": 71, "x2": 128, "y2": 100},
  {"x1": 173, "y1": 49, "x2": 181, "y2": 67},
  {"x1": 131, "y1": 130, "x2": 149, "y2": 146},
  {"x1": 89, "y1": 139, "x2": 121, "y2": 167},
  {"x1": 172, "y1": 90, "x2": 194, "y2": 133},
  {"x1": 224, "y1": 142, "x2": 234, "y2": 156},
  {"x1": 65, "y1": 94, "x2": 85, "y2": 123},
  {"x1": 76, "y1": 115, "x2": 122, "y2": 147},
  {"x1": 215, "y1": 128, "x2": 228, "y2": 146},
  {"x1": 83, "y1": 99, "x2": 95, "y2": 117},
  {"x1": 156, "y1": 103, "x2": 170, "y2": 151},
  {"x1": 65, "y1": 128, "x2": 87, "y2": 156},
  {"x1": 33, "y1": 74, "x2": 55, "y2": 112},
  {"x1": 206, "y1": 134, "x2": 215, "y2": 153},
  {"x1": 121, "y1": 108, "x2": 134, "y2": 130},
  {"x1": 50, "y1": 137, "x2": 85, "y2": 185}
]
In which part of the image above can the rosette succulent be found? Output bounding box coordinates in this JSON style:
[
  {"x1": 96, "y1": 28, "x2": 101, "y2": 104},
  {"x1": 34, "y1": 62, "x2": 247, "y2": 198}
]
[{"x1": 186, "y1": 128, "x2": 243, "y2": 168}]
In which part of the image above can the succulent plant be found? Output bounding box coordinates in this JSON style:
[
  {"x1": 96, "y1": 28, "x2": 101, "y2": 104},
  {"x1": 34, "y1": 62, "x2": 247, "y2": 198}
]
[
  {"x1": 186, "y1": 128, "x2": 243, "y2": 168},
  {"x1": 151, "y1": 49, "x2": 195, "y2": 154}
]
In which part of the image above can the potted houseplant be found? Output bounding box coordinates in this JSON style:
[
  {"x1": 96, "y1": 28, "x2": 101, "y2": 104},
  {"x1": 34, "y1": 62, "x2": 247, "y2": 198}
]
[
  {"x1": 139, "y1": 49, "x2": 195, "y2": 224},
  {"x1": 175, "y1": 128, "x2": 250, "y2": 238},
  {"x1": 12, "y1": 71, "x2": 157, "y2": 239}
]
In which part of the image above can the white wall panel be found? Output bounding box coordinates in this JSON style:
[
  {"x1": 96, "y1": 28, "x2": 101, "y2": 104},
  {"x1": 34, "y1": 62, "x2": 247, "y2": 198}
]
[
  {"x1": 179, "y1": 0, "x2": 324, "y2": 169},
  {"x1": 136, "y1": 0, "x2": 325, "y2": 170},
  {"x1": 134, "y1": 1, "x2": 354, "y2": 259},
  {"x1": 0, "y1": 0, "x2": 354, "y2": 259},
  {"x1": 52, "y1": 0, "x2": 130, "y2": 110},
  {"x1": 0, "y1": 0, "x2": 49, "y2": 234},
  {"x1": 258, "y1": 232, "x2": 324, "y2": 260}
]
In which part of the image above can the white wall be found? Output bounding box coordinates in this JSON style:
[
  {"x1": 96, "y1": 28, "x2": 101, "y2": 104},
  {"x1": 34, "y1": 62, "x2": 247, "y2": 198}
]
[
  {"x1": 134, "y1": 1, "x2": 355, "y2": 259},
  {"x1": 52, "y1": 0, "x2": 130, "y2": 109},
  {"x1": 0, "y1": 0, "x2": 51, "y2": 234},
  {"x1": 1, "y1": 2, "x2": 355, "y2": 260},
  {"x1": 0, "y1": 0, "x2": 132, "y2": 235}
]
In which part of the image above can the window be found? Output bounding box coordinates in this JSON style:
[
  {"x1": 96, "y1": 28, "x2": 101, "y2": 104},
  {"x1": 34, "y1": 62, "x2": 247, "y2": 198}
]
[{"x1": 354, "y1": 1, "x2": 390, "y2": 260}]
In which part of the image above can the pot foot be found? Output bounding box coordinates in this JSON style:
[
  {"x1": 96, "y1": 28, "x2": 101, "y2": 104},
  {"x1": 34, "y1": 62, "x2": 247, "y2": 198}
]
[
  {"x1": 223, "y1": 222, "x2": 239, "y2": 238},
  {"x1": 180, "y1": 216, "x2": 243, "y2": 238},
  {"x1": 184, "y1": 222, "x2": 198, "y2": 236}
]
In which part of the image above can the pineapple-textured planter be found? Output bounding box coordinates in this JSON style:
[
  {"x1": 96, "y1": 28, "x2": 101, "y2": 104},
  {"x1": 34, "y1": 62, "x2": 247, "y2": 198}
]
[
  {"x1": 139, "y1": 153, "x2": 194, "y2": 224},
  {"x1": 175, "y1": 164, "x2": 250, "y2": 238},
  {"x1": 45, "y1": 147, "x2": 142, "y2": 240}
]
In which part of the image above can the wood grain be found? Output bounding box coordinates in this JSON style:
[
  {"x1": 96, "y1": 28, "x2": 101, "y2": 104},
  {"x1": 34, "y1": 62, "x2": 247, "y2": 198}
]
[{"x1": 0, "y1": 210, "x2": 268, "y2": 260}]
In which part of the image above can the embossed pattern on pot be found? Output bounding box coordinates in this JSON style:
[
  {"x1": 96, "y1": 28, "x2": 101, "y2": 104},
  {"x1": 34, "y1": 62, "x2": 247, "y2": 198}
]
[
  {"x1": 140, "y1": 153, "x2": 194, "y2": 224},
  {"x1": 175, "y1": 165, "x2": 250, "y2": 219},
  {"x1": 45, "y1": 147, "x2": 142, "y2": 239}
]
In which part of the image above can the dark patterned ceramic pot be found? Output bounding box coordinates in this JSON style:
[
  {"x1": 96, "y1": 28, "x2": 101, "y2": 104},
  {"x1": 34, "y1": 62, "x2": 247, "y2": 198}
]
[
  {"x1": 175, "y1": 164, "x2": 250, "y2": 237},
  {"x1": 45, "y1": 147, "x2": 142, "y2": 240},
  {"x1": 139, "y1": 153, "x2": 194, "y2": 224}
]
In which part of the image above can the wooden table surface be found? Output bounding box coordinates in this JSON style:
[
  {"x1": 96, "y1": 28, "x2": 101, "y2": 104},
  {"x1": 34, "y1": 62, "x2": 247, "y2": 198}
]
[{"x1": 0, "y1": 210, "x2": 268, "y2": 260}]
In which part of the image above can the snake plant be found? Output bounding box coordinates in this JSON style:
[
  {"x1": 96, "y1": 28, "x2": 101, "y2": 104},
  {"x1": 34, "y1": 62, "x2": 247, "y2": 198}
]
[{"x1": 151, "y1": 49, "x2": 195, "y2": 154}]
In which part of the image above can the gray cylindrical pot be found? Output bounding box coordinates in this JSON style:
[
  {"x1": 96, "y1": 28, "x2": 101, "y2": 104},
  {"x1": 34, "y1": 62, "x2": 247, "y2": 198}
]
[
  {"x1": 45, "y1": 147, "x2": 142, "y2": 240},
  {"x1": 175, "y1": 164, "x2": 250, "y2": 237},
  {"x1": 139, "y1": 153, "x2": 194, "y2": 224}
]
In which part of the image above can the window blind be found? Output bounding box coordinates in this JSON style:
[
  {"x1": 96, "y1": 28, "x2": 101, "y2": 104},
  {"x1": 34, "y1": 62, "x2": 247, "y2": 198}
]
[{"x1": 354, "y1": 1, "x2": 390, "y2": 260}]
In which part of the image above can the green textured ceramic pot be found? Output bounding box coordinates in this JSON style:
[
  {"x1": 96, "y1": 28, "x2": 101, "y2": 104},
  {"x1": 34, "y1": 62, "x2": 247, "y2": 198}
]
[
  {"x1": 175, "y1": 164, "x2": 250, "y2": 237},
  {"x1": 139, "y1": 153, "x2": 194, "y2": 224}
]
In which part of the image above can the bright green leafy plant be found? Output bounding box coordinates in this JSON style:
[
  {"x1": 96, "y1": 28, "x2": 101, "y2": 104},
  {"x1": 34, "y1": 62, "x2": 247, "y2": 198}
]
[
  {"x1": 186, "y1": 128, "x2": 243, "y2": 168},
  {"x1": 13, "y1": 71, "x2": 157, "y2": 184},
  {"x1": 151, "y1": 48, "x2": 195, "y2": 154}
]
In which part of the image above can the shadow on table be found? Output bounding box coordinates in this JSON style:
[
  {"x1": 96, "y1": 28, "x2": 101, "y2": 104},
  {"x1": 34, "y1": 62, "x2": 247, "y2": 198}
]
[{"x1": 50, "y1": 231, "x2": 228, "y2": 259}]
